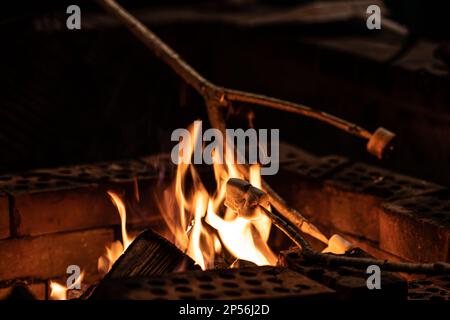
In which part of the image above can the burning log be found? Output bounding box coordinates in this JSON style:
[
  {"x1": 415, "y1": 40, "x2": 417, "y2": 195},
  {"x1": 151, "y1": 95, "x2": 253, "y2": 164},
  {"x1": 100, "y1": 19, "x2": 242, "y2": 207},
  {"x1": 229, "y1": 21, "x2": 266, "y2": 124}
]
[
  {"x1": 88, "y1": 229, "x2": 198, "y2": 299},
  {"x1": 229, "y1": 259, "x2": 258, "y2": 269},
  {"x1": 102, "y1": 229, "x2": 197, "y2": 280}
]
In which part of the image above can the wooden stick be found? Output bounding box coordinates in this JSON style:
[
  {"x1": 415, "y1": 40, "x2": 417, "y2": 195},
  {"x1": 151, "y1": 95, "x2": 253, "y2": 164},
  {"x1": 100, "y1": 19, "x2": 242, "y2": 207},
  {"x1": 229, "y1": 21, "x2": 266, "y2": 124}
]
[
  {"x1": 304, "y1": 251, "x2": 450, "y2": 275},
  {"x1": 96, "y1": 0, "x2": 331, "y2": 245},
  {"x1": 233, "y1": 166, "x2": 329, "y2": 244},
  {"x1": 95, "y1": 0, "x2": 392, "y2": 149},
  {"x1": 258, "y1": 205, "x2": 314, "y2": 253},
  {"x1": 95, "y1": 0, "x2": 395, "y2": 243},
  {"x1": 93, "y1": 0, "x2": 446, "y2": 275},
  {"x1": 224, "y1": 89, "x2": 372, "y2": 139},
  {"x1": 260, "y1": 205, "x2": 450, "y2": 274},
  {"x1": 103, "y1": 229, "x2": 196, "y2": 280}
]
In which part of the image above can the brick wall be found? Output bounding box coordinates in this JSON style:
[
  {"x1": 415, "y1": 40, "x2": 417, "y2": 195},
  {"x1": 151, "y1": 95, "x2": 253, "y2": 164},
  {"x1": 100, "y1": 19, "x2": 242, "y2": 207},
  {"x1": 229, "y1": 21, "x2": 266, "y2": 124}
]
[
  {"x1": 269, "y1": 144, "x2": 450, "y2": 264},
  {"x1": 0, "y1": 156, "x2": 169, "y2": 299}
]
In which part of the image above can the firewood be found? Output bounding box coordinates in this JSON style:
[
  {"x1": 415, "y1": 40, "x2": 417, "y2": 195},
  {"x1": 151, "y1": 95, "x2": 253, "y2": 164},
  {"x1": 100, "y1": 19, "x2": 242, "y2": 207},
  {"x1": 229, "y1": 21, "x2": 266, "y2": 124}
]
[
  {"x1": 87, "y1": 229, "x2": 198, "y2": 299},
  {"x1": 103, "y1": 229, "x2": 197, "y2": 280},
  {"x1": 229, "y1": 259, "x2": 257, "y2": 269}
]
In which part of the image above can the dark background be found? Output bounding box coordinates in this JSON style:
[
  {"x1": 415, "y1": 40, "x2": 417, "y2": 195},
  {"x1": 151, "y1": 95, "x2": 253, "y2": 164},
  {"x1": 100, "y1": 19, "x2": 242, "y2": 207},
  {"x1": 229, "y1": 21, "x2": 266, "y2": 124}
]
[{"x1": 0, "y1": 0, "x2": 449, "y2": 186}]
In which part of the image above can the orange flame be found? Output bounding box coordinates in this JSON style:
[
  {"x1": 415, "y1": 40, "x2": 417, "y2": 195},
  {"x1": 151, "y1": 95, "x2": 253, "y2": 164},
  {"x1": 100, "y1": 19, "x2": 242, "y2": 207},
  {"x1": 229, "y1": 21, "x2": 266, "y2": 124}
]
[
  {"x1": 49, "y1": 272, "x2": 84, "y2": 300},
  {"x1": 158, "y1": 122, "x2": 277, "y2": 269},
  {"x1": 98, "y1": 192, "x2": 135, "y2": 275}
]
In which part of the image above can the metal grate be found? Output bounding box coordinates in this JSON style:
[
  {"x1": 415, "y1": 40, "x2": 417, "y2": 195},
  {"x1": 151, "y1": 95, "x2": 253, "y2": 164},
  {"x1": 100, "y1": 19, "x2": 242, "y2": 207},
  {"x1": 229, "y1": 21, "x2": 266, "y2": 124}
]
[{"x1": 90, "y1": 266, "x2": 335, "y2": 300}]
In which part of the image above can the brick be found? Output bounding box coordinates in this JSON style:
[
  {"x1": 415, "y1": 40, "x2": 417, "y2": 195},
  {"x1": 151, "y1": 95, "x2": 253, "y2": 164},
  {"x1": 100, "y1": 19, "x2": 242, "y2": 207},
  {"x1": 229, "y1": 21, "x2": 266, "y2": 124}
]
[
  {"x1": 280, "y1": 153, "x2": 349, "y2": 180},
  {"x1": 324, "y1": 187, "x2": 380, "y2": 242},
  {"x1": 408, "y1": 275, "x2": 450, "y2": 300},
  {"x1": 276, "y1": 154, "x2": 450, "y2": 265},
  {"x1": 280, "y1": 160, "x2": 444, "y2": 243},
  {"x1": 329, "y1": 163, "x2": 444, "y2": 200},
  {"x1": 0, "y1": 171, "x2": 86, "y2": 195},
  {"x1": 274, "y1": 146, "x2": 450, "y2": 264},
  {"x1": 278, "y1": 142, "x2": 318, "y2": 165},
  {"x1": 273, "y1": 155, "x2": 381, "y2": 242},
  {"x1": 0, "y1": 158, "x2": 170, "y2": 237},
  {"x1": 0, "y1": 194, "x2": 9, "y2": 239},
  {"x1": 379, "y1": 195, "x2": 450, "y2": 262},
  {"x1": 269, "y1": 154, "x2": 349, "y2": 227},
  {"x1": 0, "y1": 228, "x2": 114, "y2": 281},
  {"x1": 91, "y1": 266, "x2": 335, "y2": 300},
  {"x1": 14, "y1": 186, "x2": 120, "y2": 237},
  {"x1": 0, "y1": 158, "x2": 165, "y2": 194},
  {"x1": 266, "y1": 169, "x2": 329, "y2": 231},
  {"x1": 341, "y1": 232, "x2": 409, "y2": 264},
  {"x1": 272, "y1": 167, "x2": 380, "y2": 242},
  {"x1": 0, "y1": 282, "x2": 46, "y2": 300},
  {"x1": 273, "y1": 149, "x2": 449, "y2": 253},
  {"x1": 318, "y1": 162, "x2": 443, "y2": 242}
]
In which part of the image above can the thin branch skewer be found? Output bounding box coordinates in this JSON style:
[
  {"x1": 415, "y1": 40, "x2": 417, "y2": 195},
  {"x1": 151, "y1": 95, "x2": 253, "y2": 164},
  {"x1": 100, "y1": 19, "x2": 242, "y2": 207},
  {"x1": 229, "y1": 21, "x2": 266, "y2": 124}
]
[
  {"x1": 258, "y1": 205, "x2": 450, "y2": 275},
  {"x1": 96, "y1": 0, "x2": 394, "y2": 156},
  {"x1": 96, "y1": 0, "x2": 330, "y2": 244}
]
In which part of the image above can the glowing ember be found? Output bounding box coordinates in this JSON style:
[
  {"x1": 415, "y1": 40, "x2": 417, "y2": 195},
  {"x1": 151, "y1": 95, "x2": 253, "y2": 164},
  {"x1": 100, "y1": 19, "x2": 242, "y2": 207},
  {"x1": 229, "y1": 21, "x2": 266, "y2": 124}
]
[
  {"x1": 49, "y1": 272, "x2": 84, "y2": 300},
  {"x1": 158, "y1": 122, "x2": 277, "y2": 269},
  {"x1": 98, "y1": 191, "x2": 135, "y2": 274}
]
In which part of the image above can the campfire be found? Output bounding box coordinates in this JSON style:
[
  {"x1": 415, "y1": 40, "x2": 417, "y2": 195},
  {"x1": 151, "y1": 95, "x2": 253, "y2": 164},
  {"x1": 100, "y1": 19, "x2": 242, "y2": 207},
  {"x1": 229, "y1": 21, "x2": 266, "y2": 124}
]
[
  {"x1": 49, "y1": 120, "x2": 326, "y2": 299},
  {"x1": 157, "y1": 122, "x2": 277, "y2": 269},
  {"x1": 45, "y1": 118, "x2": 448, "y2": 300}
]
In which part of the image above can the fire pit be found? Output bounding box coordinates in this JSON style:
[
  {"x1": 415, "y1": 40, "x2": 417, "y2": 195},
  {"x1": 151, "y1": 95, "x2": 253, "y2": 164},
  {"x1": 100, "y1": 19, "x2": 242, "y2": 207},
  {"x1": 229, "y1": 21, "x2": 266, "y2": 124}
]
[{"x1": 0, "y1": 141, "x2": 448, "y2": 301}]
